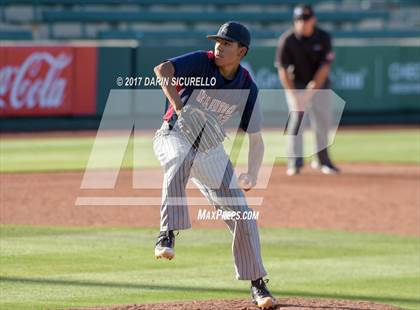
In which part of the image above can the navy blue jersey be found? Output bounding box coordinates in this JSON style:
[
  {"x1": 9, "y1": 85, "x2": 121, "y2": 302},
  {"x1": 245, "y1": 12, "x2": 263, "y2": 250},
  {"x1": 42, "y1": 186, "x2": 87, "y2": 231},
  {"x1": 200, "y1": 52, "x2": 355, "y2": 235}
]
[{"x1": 163, "y1": 50, "x2": 262, "y2": 133}]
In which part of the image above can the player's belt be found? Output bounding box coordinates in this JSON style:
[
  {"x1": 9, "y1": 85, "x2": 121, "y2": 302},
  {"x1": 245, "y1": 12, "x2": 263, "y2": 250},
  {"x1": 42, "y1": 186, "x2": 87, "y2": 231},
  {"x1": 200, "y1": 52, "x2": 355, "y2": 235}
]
[{"x1": 162, "y1": 121, "x2": 174, "y2": 131}]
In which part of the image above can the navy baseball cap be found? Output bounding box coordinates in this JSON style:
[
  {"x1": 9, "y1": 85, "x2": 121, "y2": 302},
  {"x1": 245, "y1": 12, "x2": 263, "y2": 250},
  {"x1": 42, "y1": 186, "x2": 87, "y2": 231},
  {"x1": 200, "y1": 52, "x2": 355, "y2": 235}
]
[
  {"x1": 293, "y1": 4, "x2": 314, "y2": 20},
  {"x1": 207, "y1": 21, "x2": 251, "y2": 48}
]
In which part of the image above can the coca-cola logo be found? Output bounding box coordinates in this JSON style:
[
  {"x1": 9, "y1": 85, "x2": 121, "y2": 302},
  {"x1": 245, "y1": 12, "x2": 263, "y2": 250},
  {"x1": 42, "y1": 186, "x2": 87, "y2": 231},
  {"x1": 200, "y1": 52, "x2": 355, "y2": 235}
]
[{"x1": 0, "y1": 52, "x2": 72, "y2": 110}]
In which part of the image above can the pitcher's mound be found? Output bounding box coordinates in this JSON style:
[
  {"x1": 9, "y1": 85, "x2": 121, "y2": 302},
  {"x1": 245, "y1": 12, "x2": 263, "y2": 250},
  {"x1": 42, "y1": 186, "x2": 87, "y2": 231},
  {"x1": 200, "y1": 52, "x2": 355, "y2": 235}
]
[{"x1": 74, "y1": 297, "x2": 402, "y2": 309}]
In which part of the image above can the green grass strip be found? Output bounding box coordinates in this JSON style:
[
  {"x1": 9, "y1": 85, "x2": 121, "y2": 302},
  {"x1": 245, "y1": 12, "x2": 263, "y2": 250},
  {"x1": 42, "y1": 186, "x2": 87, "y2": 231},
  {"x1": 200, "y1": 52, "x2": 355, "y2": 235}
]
[
  {"x1": 1, "y1": 129, "x2": 418, "y2": 173},
  {"x1": 0, "y1": 225, "x2": 419, "y2": 309}
]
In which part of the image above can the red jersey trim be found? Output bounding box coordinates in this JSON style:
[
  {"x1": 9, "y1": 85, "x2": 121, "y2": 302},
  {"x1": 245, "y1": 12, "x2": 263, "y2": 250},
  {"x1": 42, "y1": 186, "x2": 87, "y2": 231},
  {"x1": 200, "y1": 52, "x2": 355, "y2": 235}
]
[
  {"x1": 163, "y1": 105, "x2": 175, "y2": 121},
  {"x1": 163, "y1": 83, "x2": 182, "y2": 121}
]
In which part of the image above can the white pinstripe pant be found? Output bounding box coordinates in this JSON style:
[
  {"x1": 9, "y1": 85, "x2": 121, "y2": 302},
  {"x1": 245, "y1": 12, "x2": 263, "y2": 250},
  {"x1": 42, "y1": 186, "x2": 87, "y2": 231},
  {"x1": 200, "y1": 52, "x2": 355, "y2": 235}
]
[{"x1": 153, "y1": 122, "x2": 267, "y2": 281}]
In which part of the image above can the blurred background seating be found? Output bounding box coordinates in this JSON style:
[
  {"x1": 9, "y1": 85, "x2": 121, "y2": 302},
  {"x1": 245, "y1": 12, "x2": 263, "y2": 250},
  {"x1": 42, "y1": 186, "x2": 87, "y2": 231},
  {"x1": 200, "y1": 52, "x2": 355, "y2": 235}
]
[{"x1": 1, "y1": 0, "x2": 419, "y2": 42}]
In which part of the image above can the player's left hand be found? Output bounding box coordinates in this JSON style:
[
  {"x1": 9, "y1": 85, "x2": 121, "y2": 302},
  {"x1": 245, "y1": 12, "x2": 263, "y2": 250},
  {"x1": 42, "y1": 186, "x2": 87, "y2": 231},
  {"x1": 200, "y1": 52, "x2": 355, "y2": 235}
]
[{"x1": 238, "y1": 173, "x2": 256, "y2": 192}]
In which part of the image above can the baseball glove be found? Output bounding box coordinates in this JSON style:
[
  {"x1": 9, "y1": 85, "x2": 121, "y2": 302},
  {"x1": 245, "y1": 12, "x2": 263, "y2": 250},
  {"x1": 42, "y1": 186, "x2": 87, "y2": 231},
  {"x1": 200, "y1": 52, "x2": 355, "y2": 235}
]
[{"x1": 177, "y1": 104, "x2": 227, "y2": 153}]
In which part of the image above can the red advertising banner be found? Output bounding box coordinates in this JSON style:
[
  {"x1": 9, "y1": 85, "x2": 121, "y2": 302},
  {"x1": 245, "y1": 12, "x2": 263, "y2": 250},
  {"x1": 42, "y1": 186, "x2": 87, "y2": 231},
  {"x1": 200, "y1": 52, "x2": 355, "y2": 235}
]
[{"x1": 0, "y1": 46, "x2": 97, "y2": 117}]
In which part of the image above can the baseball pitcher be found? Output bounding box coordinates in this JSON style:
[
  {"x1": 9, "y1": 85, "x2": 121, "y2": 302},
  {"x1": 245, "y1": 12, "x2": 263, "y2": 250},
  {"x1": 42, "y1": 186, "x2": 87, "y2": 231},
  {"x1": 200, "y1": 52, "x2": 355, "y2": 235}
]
[{"x1": 152, "y1": 22, "x2": 276, "y2": 309}]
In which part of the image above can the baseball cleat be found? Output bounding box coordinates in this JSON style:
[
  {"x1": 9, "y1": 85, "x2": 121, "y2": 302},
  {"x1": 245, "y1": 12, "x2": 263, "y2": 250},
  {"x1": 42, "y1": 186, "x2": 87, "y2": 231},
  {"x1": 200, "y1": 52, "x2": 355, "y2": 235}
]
[
  {"x1": 311, "y1": 161, "x2": 340, "y2": 175},
  {"x1": 320, "y1": 164, "x2": 340, "y2": 175},
  {"x1": 155, "y1": 230, "x2": 176, "y2": 260},
  {"x1": 251, "y1": 278, "x2": 276, "y2": 309},
  {"x1": 155, "y1": 247, "x2": 175, "y2": 260},
  {"x1": 286, "y1": 167, "x2": 300, "y2": 176}
]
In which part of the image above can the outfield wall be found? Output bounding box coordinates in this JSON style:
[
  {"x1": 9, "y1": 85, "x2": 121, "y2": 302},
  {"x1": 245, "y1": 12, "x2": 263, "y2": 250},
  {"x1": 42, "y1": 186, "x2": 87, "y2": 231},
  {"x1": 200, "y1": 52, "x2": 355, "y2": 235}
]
[{"x1": 1, "y1": 43, "x2": 419, "y2": 131}]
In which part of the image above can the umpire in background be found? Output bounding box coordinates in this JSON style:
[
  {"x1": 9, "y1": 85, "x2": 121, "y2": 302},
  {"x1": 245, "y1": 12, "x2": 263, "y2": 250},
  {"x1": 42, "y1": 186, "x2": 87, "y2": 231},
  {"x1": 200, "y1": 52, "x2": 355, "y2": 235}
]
[{"x1": 275, "y1": 4, "x2": 339, "y2": 176}]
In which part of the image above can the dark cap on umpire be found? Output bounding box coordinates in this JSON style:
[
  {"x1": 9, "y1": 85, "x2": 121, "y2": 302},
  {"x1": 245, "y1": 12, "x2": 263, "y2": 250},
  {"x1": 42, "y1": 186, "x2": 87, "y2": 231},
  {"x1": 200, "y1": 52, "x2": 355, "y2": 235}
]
[
  {"x1": 293, "y1": 4, "x2": 314, "y2": 20},
  {"x1": 207, "y1": 21, "x2": 251, "y2": 48}
]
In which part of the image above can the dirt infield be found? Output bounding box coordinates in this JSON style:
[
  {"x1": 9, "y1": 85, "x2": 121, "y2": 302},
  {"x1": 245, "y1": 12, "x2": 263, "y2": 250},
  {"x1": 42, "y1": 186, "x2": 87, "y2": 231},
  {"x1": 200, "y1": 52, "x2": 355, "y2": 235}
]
[
  {"x1": 1, "y1": 164, "x2": 418, "y2": 235},
  {"x1": 71, "y1": 297, "x2": 403, "y2": 310}
]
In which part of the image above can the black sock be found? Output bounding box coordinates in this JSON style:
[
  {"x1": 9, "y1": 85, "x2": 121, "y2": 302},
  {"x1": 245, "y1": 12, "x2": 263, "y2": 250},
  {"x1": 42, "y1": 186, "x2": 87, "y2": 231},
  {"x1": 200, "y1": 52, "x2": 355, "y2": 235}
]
[{"x1": 251, "y1": 278, "x2": 262, "y2": 286}]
